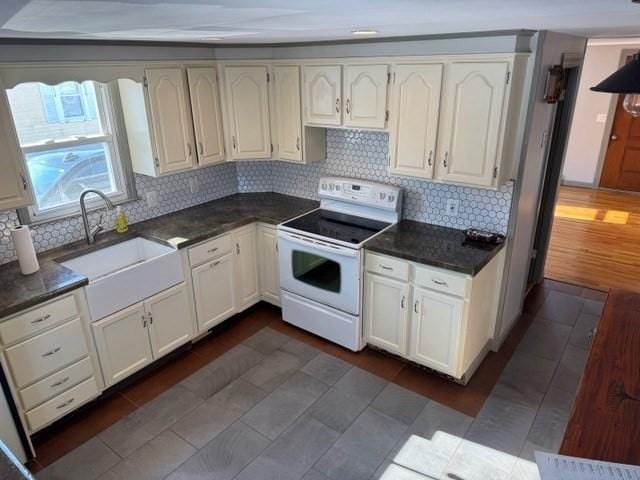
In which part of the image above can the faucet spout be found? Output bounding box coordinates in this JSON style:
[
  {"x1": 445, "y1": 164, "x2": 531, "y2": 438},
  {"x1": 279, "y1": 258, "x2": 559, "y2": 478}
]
[{"x1": 79, "y1": 189, "x2": 115, "y2": 244}]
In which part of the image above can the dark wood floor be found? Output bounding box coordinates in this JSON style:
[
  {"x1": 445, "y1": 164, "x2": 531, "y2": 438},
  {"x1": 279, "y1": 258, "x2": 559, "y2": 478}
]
[{"x1": 27, "y1": 279, "x2": 606, "y2": 473}]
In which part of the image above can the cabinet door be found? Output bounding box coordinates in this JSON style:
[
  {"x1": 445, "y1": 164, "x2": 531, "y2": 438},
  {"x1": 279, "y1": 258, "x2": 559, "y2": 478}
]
[
  {"x1": 187, "y1": 67, "x2": 225, "y2": 166},
  {"x1": 224, "y1": 66, "x2": 272, "y2": 159},
  {"x1": 363, "y1": 273, "x2": 410, "y2": 356},
  {"x1": 0, "y1": 82, "x2": 32, "y2": 210},
  {"x1": 145, "y1": 68, "x2": 196, "y2": 174},
  {"x1": 436, "y1": 61, "x2": 509, "y2": 186},
  {"x1": 409, "y1": 287, "x2": 463, "y2": 376},
  {"x1": 92, "y1": 303, "x2": 153, "y2": 387},
  {"x1": 258, "y1": 225, "x2": 280, "y2": 305},
  {"x1": 234, "y1": 226, "x2": 260, "y2": 308},
  {"x1": 303, "y1": 65, "x2": 342, "y2": 126},
  {"x1": 343, "y1": 64, "x2": 389, "y2": 129},
  {"x1": 273, "y1": 66, "x2": 303, "y2": 162},
  {"x1": 192, "y1": 252, "x2": 236, "y2": 331},
  {"x1": 146, "y1": 284, "x2": 193, "y2": 359},
  {"x1": 389, "y1": 64, "x2": 443, "y2": 179}
]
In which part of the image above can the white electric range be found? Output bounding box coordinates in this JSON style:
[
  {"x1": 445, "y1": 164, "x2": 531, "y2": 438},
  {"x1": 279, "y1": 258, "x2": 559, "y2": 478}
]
[{"x1": 277, "y1": 177, "x2": 402, "y2": 351}]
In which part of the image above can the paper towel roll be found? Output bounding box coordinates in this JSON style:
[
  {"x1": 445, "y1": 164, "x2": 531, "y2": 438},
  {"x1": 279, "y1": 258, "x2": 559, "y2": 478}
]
[{"x1": 10, "y1": 225, "x2": 39, "y2": 275}]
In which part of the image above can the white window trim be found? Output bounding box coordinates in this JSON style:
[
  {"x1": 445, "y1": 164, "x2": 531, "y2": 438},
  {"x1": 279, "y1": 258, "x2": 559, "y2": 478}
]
[{"x1": 14, "y1": 82, "x2": 137, "y2": 224}]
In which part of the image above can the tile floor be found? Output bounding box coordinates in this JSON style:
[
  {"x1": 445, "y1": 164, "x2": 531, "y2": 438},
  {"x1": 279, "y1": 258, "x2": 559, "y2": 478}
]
[{"x1": 32, "y1": 280, "x2": 605, "y2": 480}]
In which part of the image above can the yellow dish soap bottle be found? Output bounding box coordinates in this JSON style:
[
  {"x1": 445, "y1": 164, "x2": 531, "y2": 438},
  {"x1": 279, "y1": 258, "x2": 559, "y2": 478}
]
[{"x1": 115, "y1": 206, "x2": 128, "y2": 233}]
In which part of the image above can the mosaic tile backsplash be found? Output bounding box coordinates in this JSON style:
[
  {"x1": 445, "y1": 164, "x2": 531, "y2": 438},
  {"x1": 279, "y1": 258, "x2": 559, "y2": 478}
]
[
  {"x1": 0, "y1": 129, "x2": 513, "y2": 264},
  {"x1": 237, "y1": 129, "x2": 513, "y2": 232}
]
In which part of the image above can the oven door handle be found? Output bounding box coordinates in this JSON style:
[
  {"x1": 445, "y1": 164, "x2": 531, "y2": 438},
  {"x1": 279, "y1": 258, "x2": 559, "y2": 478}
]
[{"x1": 278, "y1": 231, "x2": 359, "y2": 258}]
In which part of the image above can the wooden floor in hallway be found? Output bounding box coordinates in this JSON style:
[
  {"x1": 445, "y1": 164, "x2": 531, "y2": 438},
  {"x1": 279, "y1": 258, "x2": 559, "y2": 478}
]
[{"x1": 545, "y1": 185, "x2": 640, "y2": 292}]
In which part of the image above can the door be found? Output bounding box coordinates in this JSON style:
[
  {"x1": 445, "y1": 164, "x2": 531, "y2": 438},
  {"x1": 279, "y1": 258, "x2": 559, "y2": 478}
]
[
  {"x1": 186, "y1": 67, "x2": 225, "y2": 166},
  {"x1": 277, "y1": 230, "x2": 361, "y2": 315},
  {"x1": 343, "y1": 64, "x2": 389, "y2": 129},
  {"x1": 235, "y1": 226, "x2": 260, "y2": 308},
  {"x1": 92, "y1": 303, "x2": 153, "y2": 387},
  {"x1": 303, "y1": 65, "x2": 342, "y2": 126},
  {"x1": 273, "y1": 66, "x2": 303, "y2": 162},
  {"x1": 192, "y1": 252, "x2": 236, "y2": 331},
  {"x1": 0, "y1": 81, "x2": 32, "y2": 210},
  {"x1": 436, "y1": 61, "x2": 509, "y2": 186},
  {"x1": 363, "y1": 273, "x2": 410, "y2": 355},
  {"x1": 224, "y1": 66, "x2": 272, "y2": 159},
  {"x1": 389, "y1": 63, "x2": 444, "y2": 179},
  {"x1": 409, "y1": 287, "x2": 463, "y2": 376},
  {"x1": 145, "y1": 68, "x2": 195, "y2": 174},
  {"x1": 600, "y1": 94, "x2": 640, "y2": 191},
  {"x1": 258, "y1": 225, "x2": 280, "y2": 305},
  {"x1": 146, "y1": 284, "x2": 193, "y2": 359}
]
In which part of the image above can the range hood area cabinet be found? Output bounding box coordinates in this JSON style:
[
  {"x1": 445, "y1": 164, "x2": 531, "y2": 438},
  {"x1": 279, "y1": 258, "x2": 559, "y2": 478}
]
[
  {"x1": 388, "y1": 54, "x2": 529, "y2": 188},
  {"x1": 118, "y1": 66, "x2": 226, "y2": 177},
  {"x1": 218, "y1": 63, "x2": 325, "y2": 164}
]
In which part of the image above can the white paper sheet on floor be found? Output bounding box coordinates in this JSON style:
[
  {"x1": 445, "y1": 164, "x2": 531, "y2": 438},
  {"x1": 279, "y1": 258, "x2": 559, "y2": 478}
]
[{"x1": 536, "y1": 452, "x2": 640, "y2": 479}]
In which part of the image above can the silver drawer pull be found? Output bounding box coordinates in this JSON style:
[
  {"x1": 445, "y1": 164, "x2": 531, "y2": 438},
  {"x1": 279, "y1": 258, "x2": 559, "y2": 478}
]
[
  {"x1": 31, "y1": 314, "x2": 51, "y2": 324},
  {"x1": 432, "y1": 278, "x2": 448, "y2": 287},
  {"x1": 56, "y1": 397, "x2": 74, "y2": 410},
  {"x1": 207, "y1": 247, "x2": 218, "y2": 253},
  {"x1": 41, "y1": 347, "x2": 61, "y2": 357},
  {"x1": 51, "y1": 376, "x2": 70, "y2": 388},
  {"x1": 401, "y1": 295, "x2": 406, "y2": 309},
  {"x1": 379, "y1": 264, "x2": 393, "y2": 271},
  {"x1": 211, "y1": 260, "x2": 221, "y2": 267}
]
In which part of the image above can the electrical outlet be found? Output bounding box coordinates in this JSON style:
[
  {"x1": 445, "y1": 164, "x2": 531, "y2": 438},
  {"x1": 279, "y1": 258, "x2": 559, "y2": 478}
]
[
  {"x1": 189, "y1": 177, "x2": 199, "y2": 194},
  {"x1": 446, "y1": 198, "x2": 459, "y2": 217},
  {"x1": 146, "y1": 190, "x2": 158, "y2": 208}
]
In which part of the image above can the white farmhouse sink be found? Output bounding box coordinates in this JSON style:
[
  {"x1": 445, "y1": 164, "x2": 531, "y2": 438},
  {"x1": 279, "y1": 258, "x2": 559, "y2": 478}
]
[{"x1": 61, "y1": 237, "x2": 183, "y2": 322}]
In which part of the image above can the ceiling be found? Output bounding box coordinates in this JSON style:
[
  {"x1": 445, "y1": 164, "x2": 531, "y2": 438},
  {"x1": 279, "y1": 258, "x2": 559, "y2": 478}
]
[{"x1": 0, "y1": 0, "x2": 639, "y2": 44}]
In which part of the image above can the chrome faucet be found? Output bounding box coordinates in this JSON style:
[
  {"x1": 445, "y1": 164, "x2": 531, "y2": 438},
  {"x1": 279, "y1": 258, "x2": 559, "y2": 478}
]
[{"x1": 79, "y1": 189, "x2": 115, "y2": 244}]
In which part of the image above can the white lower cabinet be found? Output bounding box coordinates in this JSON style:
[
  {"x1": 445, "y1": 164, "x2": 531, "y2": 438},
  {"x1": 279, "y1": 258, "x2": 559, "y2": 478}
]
[
  {"x1": 234, "y1": 225, "x2": 260, "y2": 309},
  {"x1": 92, "y1": 283, "x2": 193, "y2": 387},
  {"x1": 409, "y1": 287, "x2": 463, "y2": 376},
  {"x1": 257, "y1": 224, "x2": 280, "y2": 305},
  {"x1": 364, "y1": 250, "x2": 504, "y2": 381},
  {"x1": 363, "y1": 273, "x2": 409, "y2": 356},
  {"x1": 192, "y1": 252, "x2": 237, "y2": 331}
]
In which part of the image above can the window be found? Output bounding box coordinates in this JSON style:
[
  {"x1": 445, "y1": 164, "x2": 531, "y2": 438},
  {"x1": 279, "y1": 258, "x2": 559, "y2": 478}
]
[{"x1": 6, "y1": 81, "x2": 134, "y2": 222}]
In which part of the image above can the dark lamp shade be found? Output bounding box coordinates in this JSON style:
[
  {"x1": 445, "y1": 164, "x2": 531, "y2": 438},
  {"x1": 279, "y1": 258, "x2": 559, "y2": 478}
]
[{"x1": 591, "y1": 52, "x2": 640, "y2": 94}]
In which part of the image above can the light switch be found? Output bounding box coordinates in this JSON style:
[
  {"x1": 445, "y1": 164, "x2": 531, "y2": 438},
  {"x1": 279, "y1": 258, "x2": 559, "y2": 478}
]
[
  {"x1": 596, "y1": 113, "x2": 608, "y2": 123},
  {"x1": 146, "y1": 190, "x2": 158, "y2": 208}
]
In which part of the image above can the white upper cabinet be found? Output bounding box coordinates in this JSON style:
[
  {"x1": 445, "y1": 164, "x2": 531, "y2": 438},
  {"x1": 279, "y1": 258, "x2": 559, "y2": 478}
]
[
  {"x1": 224, "y1": 66, "x2": 272, "y2": 160},
  {"x1": 303, "y1": 65, "x2": 342, "y2": 126},
  {"x1": 436, "y1": 61, "x2": 510, "y2": 187},
  {"x1": 273, "y1": 65, "x2": 303, "y2": 162},
  {"x1": 389, "y1": 63, "x2": 444, "y2": 179},
  {"x1": 186, "y1": 67, "x2": 225, "y2": 166},
  {"x1": 0, "y1": 81, "x2": 32, "y2": 210},
  {"x1": 343, "y1": 64, "x2": 389, "y2": 129},
  {"x1": 145, "y1": 68, "x2": 196, "y2": 174}
]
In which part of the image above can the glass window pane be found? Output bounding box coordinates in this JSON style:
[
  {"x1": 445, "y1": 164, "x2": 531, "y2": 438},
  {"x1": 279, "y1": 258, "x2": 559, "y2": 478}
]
[
  {"x1": 292, "y1": 250, "x2": 341, "y2": 293},
  {"x1": 25, "y1": 142, "x2": 118, "y2": 210},
  {"x1": 6, "y1": 81, "x2": 105, "y2": 145}
]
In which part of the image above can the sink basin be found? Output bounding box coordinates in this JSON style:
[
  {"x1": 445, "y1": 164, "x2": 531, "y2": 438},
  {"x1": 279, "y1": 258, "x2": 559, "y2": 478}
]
[{"x1": 61, "y1": 237, "x2": 183, "y2": 321}]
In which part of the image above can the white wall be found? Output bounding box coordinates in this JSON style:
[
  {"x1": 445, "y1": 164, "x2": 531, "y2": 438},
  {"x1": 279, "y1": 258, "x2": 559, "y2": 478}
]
[{"x1": 562, "y1": 38, "x2": 640, "y2": 186}]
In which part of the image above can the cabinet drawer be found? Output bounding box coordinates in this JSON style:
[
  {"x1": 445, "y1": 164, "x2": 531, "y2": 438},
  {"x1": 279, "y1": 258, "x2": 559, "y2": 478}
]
[
  {"x1": 5, "y1": 318, "x2": 89, "y2": 388},
  {"x1": 413, "y1": 264, "x2": 470, "y2": 298},
  {"x1": 365, "y1": 253, "x2": 409, "y2": 281},
  {"x1": 25, "y1": 377, "x2": 99, "y2": 432},
  {"x1": 188, "y1": 233, "x2": 232, "y2": 267},
  {"x1": 18, "y1": 356, "x2": 94, "y2": 411},
  {"x1": 0, "y1": 295, "x2": 79, "y2": 345}
]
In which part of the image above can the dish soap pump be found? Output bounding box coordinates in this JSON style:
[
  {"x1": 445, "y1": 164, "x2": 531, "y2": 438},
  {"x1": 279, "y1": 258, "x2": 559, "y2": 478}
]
[{"x1": 115, "y1": 206, "x2": 128, "y2": 234}]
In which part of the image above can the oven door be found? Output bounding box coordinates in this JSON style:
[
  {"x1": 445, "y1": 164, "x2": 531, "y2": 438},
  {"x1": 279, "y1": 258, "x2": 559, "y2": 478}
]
[{"x1": 277, "y1": 230, "x2": 361, "y2": 315}]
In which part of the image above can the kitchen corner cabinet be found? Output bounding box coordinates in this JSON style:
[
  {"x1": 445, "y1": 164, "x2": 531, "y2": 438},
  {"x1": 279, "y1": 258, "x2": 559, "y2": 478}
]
[
  {"x1": 234, "y1": 225, "x2": 260, "y2": 309},
  {"x1": 92, "y1": 283, "x2": 193, "y2": 387},
  {"x1": 0, "y1": 80, "x2": 32, "y2": 210},
  {"x1": 187, "y1": 67, "x2": 226, "y2": 166},
  {"x1": 257, "y1": 223, "x2": 280, "y2": 306},
  {"x1": 363, "y1": 249, "x2": 505, "y2": 381},
  {"x1": 224, "y1": 65, "x2": 272, "y2": 160}
]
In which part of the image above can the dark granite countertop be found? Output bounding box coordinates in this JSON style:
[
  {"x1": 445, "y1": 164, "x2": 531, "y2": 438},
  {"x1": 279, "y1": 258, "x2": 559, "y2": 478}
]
[
  {"x1": 0, "y1": 192, "x2": 318, "y2": 319},
  {"x1": 364, "y1": 220, "x2": 505, "y2": 276}
]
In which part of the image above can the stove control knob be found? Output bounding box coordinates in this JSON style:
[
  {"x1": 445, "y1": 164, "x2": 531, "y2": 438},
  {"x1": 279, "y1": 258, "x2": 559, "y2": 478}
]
[
  {"x1": 379, "y1": 192, "x2": 386, "y2": 200},
  {"x1": 388, "y1": 195, "x2": 395, "y2": 202},
  {"x1": 329, "y1": 184, "x2": 335, "y2": 191},
  {"x1": 335, "y1": 184, "x2": 341, "y2": 191}
]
